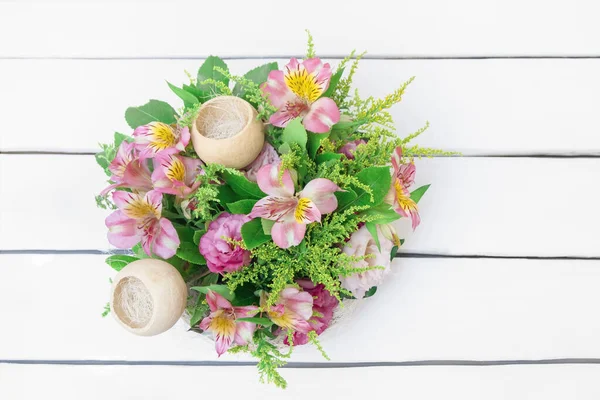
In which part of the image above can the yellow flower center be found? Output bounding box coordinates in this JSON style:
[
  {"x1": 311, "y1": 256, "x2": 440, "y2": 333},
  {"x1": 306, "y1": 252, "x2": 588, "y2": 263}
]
[
  {"x1": 123, "y1": 197, "x2": 160, "y2": 220},
  {"x1": 394, "y1": 181, "x2": 418, "y2": 212},
  {"x1": 165, "y1": 157, "x2": 185, "y2": 182},
  {"x1": 294, "y1": 197, "x2": 312, "y2": 223},
  {"x1": 209, "y1": 310, "x2": 236, "y2": 336},
  {"x1": 284, "y1": 68, "x2": 323, "y2": 103},
  {"x1": 148, "y1": 122, "x2": 177, "y2": 151}
]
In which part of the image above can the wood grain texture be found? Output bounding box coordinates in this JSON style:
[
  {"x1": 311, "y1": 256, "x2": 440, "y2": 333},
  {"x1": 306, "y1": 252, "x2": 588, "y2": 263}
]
[
  {"x1": 2, "y1": 254, "x2": 600, "y2": 362},
  {"x1": 2, "y1": 363, "x2": 600, "y2": 399},
  {"x1": 2, "y1": 59, "x2": 600, "y2": 154},
  {"x1": 2, "y1": 155, "x2": 599, "y2": 256},
  {"x1": 1, "y1": 1, "x2": 599, "y2": 58}
]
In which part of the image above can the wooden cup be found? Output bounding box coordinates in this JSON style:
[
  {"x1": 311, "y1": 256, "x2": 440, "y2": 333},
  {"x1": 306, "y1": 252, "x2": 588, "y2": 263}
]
[
  {"x1": 191, "y1": 96, "x2": 265, "y2": 168},
  {"x1": 110, "y1": 259, "x2": 187, "y2": 336}
]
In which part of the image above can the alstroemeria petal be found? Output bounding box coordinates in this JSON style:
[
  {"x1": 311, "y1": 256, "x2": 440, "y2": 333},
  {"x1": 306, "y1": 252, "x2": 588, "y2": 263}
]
[
  {"x1": 234, "y1": 321, "x2": 256, "y2": 346},
  {"x1": 112, "y1": 191, "x2": 137, "y2": 211},
  {"x1": 269, "y1": 104, "x2": 308, "y2": 128},
  {"x1": 271, "y1": 221, "x2": 306, "y2": 249},
  {"x1": 256, "y1": 164, "x2": 295, "y2": 198},
  {"x1": 294, "y1": 197, "x2": 321, "y2": 224},
  {"x1": 279, "y1": 287, "x2": 314, "y2": 321},
  {"x1": 299, "y1": 178, "x2": 341, "y2": 214},
  {"x1": 391, "y1": 146, "x2": 403, "y2": 173},
  {"x1": 206, "y1": 290, "x2": 233, "y2": 312},
  {"x1": 151, "y1": 218, "x2": 180, "y2": 259},
  {"x1": 302, "y1": 58, "x2": 332, "y2": 92},
  {"x1": 121, "y1": 160, "x2": 153, "y2": 192},
  {"x1": 215, "y1": 332, "x2": 235, "y2": 357},
  {"x1": 249, "y1": 196, "x2": 297, "y2": 222},
  {"x1": 106, "y1": 210, "x2": 140, "y2": 249},
  {"x1": 262, "y1": 70, "x2": 296, "y2": 108},
  {"x1": 181, "y1": 156, "x2": 204, "y2": 187},
  {"x1": 303, "y1": 97, "x2": 340, "y2": 133}
]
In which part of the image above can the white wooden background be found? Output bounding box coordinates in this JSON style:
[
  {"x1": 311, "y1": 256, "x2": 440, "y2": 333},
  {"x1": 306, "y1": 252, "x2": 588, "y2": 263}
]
[{"x1": 1, "y1": 1, "x2": 600, "y2": 398}]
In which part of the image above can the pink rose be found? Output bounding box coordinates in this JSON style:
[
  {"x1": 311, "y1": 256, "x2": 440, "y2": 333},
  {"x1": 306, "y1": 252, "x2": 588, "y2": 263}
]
[
  {"x1": 286, "y1": 279, "x2": 339, "y2": 346},
  {"x1": 199, "y1": 213, "x2": 251, "y2": 274},
  {"x1": 338, "y1": 139, "x2": 366, "y2": 159},
  {"x1": 244, "y1": 142, "x2": 280, "y2": 182},
  {"x1": 339, "y1": 225, "x2": 393, "y2": 298}
]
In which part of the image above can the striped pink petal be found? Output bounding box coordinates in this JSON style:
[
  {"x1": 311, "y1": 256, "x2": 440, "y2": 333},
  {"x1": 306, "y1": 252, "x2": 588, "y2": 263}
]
[
  {"x1": 248, "y1": 196, "x2": 298, "y2": 222},
  {"x1": 271, "y1": 221, "x2": 306, "y2": 249},
  {"x1": 261, "y1": 70, "x2": 296, "y2": 108},
  {"x1": 151, "y1": 218, "x2": 180, "y2": 259},
  {"x1": 298, "y1": 178, "x2": 341, "y2": 214},
  {"x1": 303, "y1": 97, "x2": 340, "y2": 133},
  {"x1": 255, "y1": 163, "x2": 295, "y2": 198},
  {"x1": 105, "y1": 210, "x2": 140, "y2": 249}
]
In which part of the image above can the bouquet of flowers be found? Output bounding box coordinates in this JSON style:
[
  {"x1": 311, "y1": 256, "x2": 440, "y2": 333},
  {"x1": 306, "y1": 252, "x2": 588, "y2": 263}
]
[{"x1": 96, "y1": 33, "x2": 445, "y2": 388}]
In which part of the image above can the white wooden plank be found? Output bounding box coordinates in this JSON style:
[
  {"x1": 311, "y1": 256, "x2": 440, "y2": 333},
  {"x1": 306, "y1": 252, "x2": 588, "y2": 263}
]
[
  {"x1": 1, "y1": 1, "x2": 599, "y2": 58},
  {"x1": 2, "y1": 254, "x2": 600, "y2": 362},
  {"x1": 2, "y1": 155, "x2": 599, "y2": 257},
  {"x1": 2, "y1": 363, "x2": 600, "y2": 400},
  {"x1": 2, "y1": 58, "x2": 600, "y2": 154}
]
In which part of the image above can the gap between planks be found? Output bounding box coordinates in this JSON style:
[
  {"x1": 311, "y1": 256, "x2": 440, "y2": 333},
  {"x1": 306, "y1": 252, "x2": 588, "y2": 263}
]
[
  {"x1": 2, "y1": 56, "x2": 600, "y2": 61},
  {"x1": 3, "y1": 359, "x2": 600, "y2": 367}
]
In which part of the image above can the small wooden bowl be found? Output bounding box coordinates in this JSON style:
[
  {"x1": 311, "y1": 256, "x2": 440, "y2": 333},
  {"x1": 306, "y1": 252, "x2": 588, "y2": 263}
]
[
  {"x1": 191, "y1": 96, "x2": 265, "y2": 168},
  {"x1": 110, "y1": 259, "x2": 187, "y2": 336}
]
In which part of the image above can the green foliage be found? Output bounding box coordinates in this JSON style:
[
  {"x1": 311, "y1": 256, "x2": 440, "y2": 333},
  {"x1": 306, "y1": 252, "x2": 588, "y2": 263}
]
[
  {"x1": 95, "y1": 132, "x2": 132, "y2": 177},
  {"x1": 281, "y1": 118, "x2": 308, "y2": 150},
  {"x1": 241, "y1": 219, "x2": 271, "y2": 249},
  {"x1": 227, "y1": 199, "x2": 257, "y2": 215},
  {"x1": 125, "y1": 100, "x2": 178, "y2": 129},
  {"x1": 191, "y1": 285, "x2": 236, "y2": 302},
  {"x1": 232, "y1": 62, "x2": 278, "y2": 99},
  {"x1": 305, "y1": 29, "x2": 316, "y2": 59},
  {"x1": 105, "y1": 255, "x2": 138, "y2": 271},
  {"x1": 222, "y1": 171, "x2": 266, "y2": 199},
  {"x1": 197, "y1": 56, "x2": 230, "y2": 99},
  {"x1": 410, "y1": 184, "x2": 431, "y2": 203},
  {"x1": 167, "y1": 81, "x2": 200, "y2": 108},
  {"x1": 215, "y1": 66, "x2": 276, "y2": 120},
  {"x1": 176, "y1": 242, "x2": 206, "y2": 265},
  {"x1": 102, "y1": 302, "x2": 111, "y2": 317}
]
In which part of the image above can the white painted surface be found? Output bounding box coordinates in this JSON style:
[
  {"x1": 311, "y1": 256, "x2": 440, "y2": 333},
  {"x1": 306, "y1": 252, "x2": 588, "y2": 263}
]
[
  {"x1": 1, "y1": 0, "x2": 600, "y2": 398},
  {"x1": 2, "y1": 155, "x2": 600, "y2": 256},
  {"x1": 1, "y1": 1, "x2": 599, "y2": 58},
  {"x1": 2, "y1": 255, "x2": 600, "y2": 362},
  {"x1": 2, "y1": 364, "x2": 600, "y2": 400},
  {"x1": 2, "y1": 59, "x2": 600, "y2": 154}
]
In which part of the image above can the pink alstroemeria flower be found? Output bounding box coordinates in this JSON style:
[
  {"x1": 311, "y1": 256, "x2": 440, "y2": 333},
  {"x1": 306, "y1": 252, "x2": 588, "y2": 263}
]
[
  {"x1": 199, "y1": 291, "x2": 259, "y2": 356},
  {"x1": 262, "y1": 58, "x2": 341, "y2": 133},
  {"x1": 385, "y1": 146, "x2": 420, "y2": 230},
  {"x1": 249, "y1": 163, "x2": 342, "y2": 249},
  {"x1": 100, "y1": 141, "x2": 152, "y2": 195},
  {"x1": 264, "y1": 286, "x2": 313, "y2": 334},
  {"x1": 133, "y1": 122, "x2": 190, "y2": 159},
  {"x1": 151, "y1": 154, "x2": 203, "y2": 198},
  {"x1": 105, "y1": 190, "x2": 180, "y2": 259}
]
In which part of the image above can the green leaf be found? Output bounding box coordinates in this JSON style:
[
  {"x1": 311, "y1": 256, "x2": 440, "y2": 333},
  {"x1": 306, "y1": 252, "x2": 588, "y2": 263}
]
[
  {"x1": 315, "y1": 152, "x2": 342, "y2": 164},
  {"x1": 114, "y1": 132, "x2": 132, "y2": 147},
  {"x1": 365, "y1": 222, "x2": 381, "y2": 252},
  {"x1": 105, "y1": 255, "x2": 138, "y2": 272},
  {"x1": 193, "y1": 230, "x2": 204, "y2": 246},
  {"x1": 363, "y1": 286, "x2": 377, "y2": 298},
  {"x1": 261, "y1": 218, "x2": 275, "y2": 235},
  {"x1": 191, "y1": 285, "x2": 235, "y2": 302},
  {"x1": 335, "y1": 188, "x2": 357, "y2": 210},
  {"x1": 390, "y1": 245, "x2": 399, "y2": 261},
  {"x1": 329, "y1": 119, "x2": 367, "y2": 141},
  {"x1": 232, "y1": 62, "x2": 278, "y2": 98},
  {"x1": 410, "y1": 184, "x2": 431, "y2": 204},
  {"x1": 125, "y1": 100, "x2": 178, "y2": 129},
  {"x1": 176, "y1": 242, "x2": 206, "y2": 265},
  {"x1": 227, "y1": 199, "x2": 257, "y2": 215},
  {"x1": 307, "y1": 131, "x2": 329, "y2": 159},
  {"x1": 222, "y1": 172, "x2": 265, "y2": 200},
  {"x1": 354, "y1": 166, "x2": 392, "y2": 207},
  {"x1": 132, "y1": 243, "x2": 149, "y2": 259},
  {"x1": 241, "y1": 218, "x2": 271, "y2": 249},
  {"x1": 216, "y1": 184, "x2": 240, "y2": 204},
  {"x1": 361, "y1": 204, "x2": 401, "y2": 225},
  {"x1": 281, "y1": 117, "x2": 307, "y2": 150},
  {"x1": 230, "y1": 283, "x2": 260, "y2": 307},
  {"x1": 202, "y1": 273, "x2": 220, "y2": 286},
  {"x1": 321, "y1": 67, "x2": 344, "y2": 98},
  {"x1": 183, "y1": 84, "x2": 204, "y2": 99},
  {"x1": 167, "y1": 81, "x2": 200, "y2": 108},
  {"x1": 172, "y1": 223, "x2": 195, "y2": 244},
  {"x1": 189, "y1": 303, "x2": 208, "y2": 327},
  {"x1": 197, "y1": 56, "x2": 229, "y2": 95},
  {"x1": 237, "y1": 317, "x2": 273, "y2": 327},
  {"x1": 278, "y1": 142, "x2": 292, "y2": 155},
  {"x1": 95, "y1": 153, "x2": 111, "y2": 175}
]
